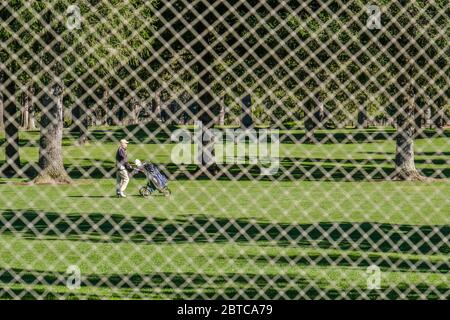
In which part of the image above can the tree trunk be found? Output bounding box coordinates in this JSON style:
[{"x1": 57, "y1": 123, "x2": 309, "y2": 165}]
[
  {"x1": 425, "y1": 106, "x2": 432, "y2": 129},
  {"x1": 191, "y1": 5, "x2": 219, "y2": 174},
  {"x1": 432, "y1": 102, "x2": 444, "y2": 129},
  {"x1": 71, "y1": 104, "x2": 82, "y2": 142},
  {"x1": 218, "y1": 96, "x2": 225, "y2": 126},
  {"x1": 28, "y1": 98, "x2": 36, "y2": 131},
  {"x1": 394, "y1": 59, "x2": 424, "y2": 181},
  {"x1": 169, "y1": 100, "x2": 180, "y2": 125},
  {"x1": 0, "y1": 91, "x2": 4, "y2": 132},
  {"x1": 0, "y1": 90, "x2": 4, "y2": 132},
  {"x1": 100, "y1": 88, "x2": 109, "y2": 126},
  {"x1": 20, "y1": 84, "x2": 35, "y2": 130},
  {"x1": 395, "y1": 113, "x2": 420, "y2": 180},
  {"x1": 160, "y1": 91, "x2": 169, "y2": 123},
  {"x1": 153, "y1": 90, "x2": 162, "y2": 122},
  {"x1": 3, "y1": 79, "x2": 20, "y2": 175},
  {"x1": 304, "y1": 95, "x2": 323, "y2": 143},
  {"x1": 71, "y1": 104, "x2": 81, "y2": 133},
  {"x1": 71, "y1": 104, "x2": 89, "y2": 144},
  {"x1": 391, "y1": 1, "x2": 425, "y2": 181},
  {"x1": 70, "y1": 84, "x2": 89, "y2": 144},
  {"x1": 117, "y1": 101, "x2": 125, "y2": 126},
  {"x1": 128, "y1": 97, "x2": 140, "y2": 125},
  {"x1": 414, "y1": 97, "x2": 425, "y2": 131},
  {"x1": 179, "y1": 91, "x2": 190, "y2": 125},
  {"x1": 0, "y1": 72, "x2": 4, "y2": 132},
  {"x1": 79, "y1": 104, "x2": 90, "y2": 144},
  {"x1": 35, "y1": 83, "x2": 71, "y2": 184},
  {"x1": 357, "y1": 109, "x2": 367, "y2": 129},
  {"x1": 241, "y1": 94, "x2": 253, "y2": 128},
  {"x1": 356, "y1": 93, "x2": 367, "y2": 129},
  {"x1": 414, "y1": 112, "x2": 423, "y2": 129},
  {"x1": 198, "y1": 52, "x2": 217, "y2": 172},
  {"x1": 21, "y1": 98, "x2": 29, "y2": 128}
]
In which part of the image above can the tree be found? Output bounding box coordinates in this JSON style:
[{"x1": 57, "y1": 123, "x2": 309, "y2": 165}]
[
  {"x1": 0, "y1": 6, "x2": 20, "y2": 176},
  {"x1": 35, "y1": 81, "x2": 71, "y2": 183},
  {"x1": 390, "y1": 0, "x2": 432, "y2": 180},
  {"x1": 20, "y1": 84, "x2": 36, "y2": 130},
  {"x1": 93, "y1": 86, "x2": 110, "y2": 126},
  {"x1": 218, "y1": 99, "x2": 226, "y2": 126},
  {"x1": 0, "y1": 73, "x2": 4, "y2": 132},
  {"x1": 304, "y1": 93, "x2": 324, "y2": 142},
  {"x1": 68, "y1": 0, "x2": 158, "y2": 143},
  {"x1": 394, "y1": 58, "x2": 423, "y2": 180},
  {"x1": 241, "y1": 95, "x2": 253, "y2": 128},
  {"x1": 34, "y1": 5, "x2": 71, "y2": 183},
  {"x1": 152, "y1": 90, "x2": 162, "y2": 122},
  {"x1": 2, "y1": 74, "x2": 20, "y2": 175},
  {"x1": 2, "y1": 0, "x2": 158, "y2": 182},
  {"x1": 196, "y1": 40, "x2": 217, "y2": 170},
  {"x1": 191, "y1": 1, "x2": 221, "y2": 171}
]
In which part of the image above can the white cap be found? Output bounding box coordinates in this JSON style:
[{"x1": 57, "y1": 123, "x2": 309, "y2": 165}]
[
  {"x1": 134, "y1": 159, "x2": 142, "y2": 167},
  {"x1": 120, "y1": 139, "x2": 129, "y2": 145}
]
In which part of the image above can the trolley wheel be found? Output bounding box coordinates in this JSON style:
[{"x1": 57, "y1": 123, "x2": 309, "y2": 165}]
[
  {"x1": 162, "y1": 187, "x2": 171, "y2": 197},
  {"x1": 139, "y1": 186, "x2": 152, "y2": 198}
]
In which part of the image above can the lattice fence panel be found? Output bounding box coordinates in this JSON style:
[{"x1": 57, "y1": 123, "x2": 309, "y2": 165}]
[{"x1": 0, "y1": 0, "x2": 448, "y2": 300}]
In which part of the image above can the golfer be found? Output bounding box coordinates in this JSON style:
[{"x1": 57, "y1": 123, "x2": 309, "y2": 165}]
[{"x1": 116, "y1": 139, "x2": 132, "y2": 198}]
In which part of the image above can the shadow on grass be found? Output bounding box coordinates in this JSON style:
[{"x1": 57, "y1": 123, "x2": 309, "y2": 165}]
[
  {"x1": 0, "y1": 268, "x2": 447, "y2": 300},
  {"x1": 2, "y1": 123, "x2": 449, "y2": 181},
  {"x1": 67, "y1": 157, "x2": 450, "y2": 181},
  {"x1": 275, "y1": 128, "x2": 449, "y2": 144},
  {"x1": 87, "y1": 125, "x2": 449, "y2": 145},
  {"x1": 239, "y1": 251, "x2": 449, "y2": 274},
  {"x1": 3, "y1": 155, "x2": 448, "y2": 181},
  {"x1": 4, "y1": 125, "x2": 447, "y2": 148},
  {"x1": 0, "y1": 210, "x2": 448, "y2": 258},
  {"x1": 67, "y1": 195, "x2": 119, "y2": 198},
  {"x1": 362, "y1": 151, "x2": 450, "y2": 157}
]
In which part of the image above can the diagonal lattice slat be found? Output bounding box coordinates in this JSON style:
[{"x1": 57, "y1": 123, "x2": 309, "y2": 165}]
[{"x1": 0, "y1": 0, "x2": 449, "y2": 300}]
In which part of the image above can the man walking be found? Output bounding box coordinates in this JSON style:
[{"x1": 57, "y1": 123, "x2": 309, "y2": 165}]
[{"x1": 116, "y1": 139, "x2": 132, "y2": 198}]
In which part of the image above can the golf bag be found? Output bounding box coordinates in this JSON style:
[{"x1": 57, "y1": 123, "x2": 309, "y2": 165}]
[{"x1": 133, "y1": 161, "x2": 171, "y2": 197}]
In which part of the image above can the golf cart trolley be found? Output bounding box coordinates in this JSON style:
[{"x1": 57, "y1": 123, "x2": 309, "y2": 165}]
[{"x1": 133, "y1": 159, "x2": 171, "y2": 197}]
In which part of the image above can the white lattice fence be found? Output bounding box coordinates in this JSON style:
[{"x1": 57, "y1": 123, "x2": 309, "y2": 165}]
[{"x1": 0, "y1": 0, "x2": 448, "y2": 299}]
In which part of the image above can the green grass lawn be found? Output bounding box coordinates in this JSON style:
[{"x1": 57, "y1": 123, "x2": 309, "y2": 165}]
[{"x1": 0, "y1": 126, "x2": 449, "y2": 299}]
